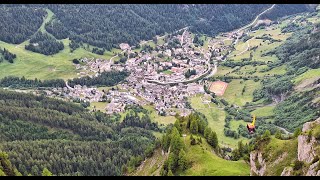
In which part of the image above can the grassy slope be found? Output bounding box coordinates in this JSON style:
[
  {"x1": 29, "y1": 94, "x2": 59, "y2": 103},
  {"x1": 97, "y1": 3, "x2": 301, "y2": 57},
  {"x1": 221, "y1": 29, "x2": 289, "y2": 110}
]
[
  {"x1": 0, "y1": 9, "x2": 122, "y2": 80},
  {"x1": 262, "y1": 137, "x2": 298, "y2": 176},
  {"x1": 230, "y1": 120, "x2": 247, "y2": 131},
  {"x1": 222, "y1": 79, "x2": 261, "y2": 107},
  {"x1": 251, "y1": 106, "x2": 275, "y2": 117},
  {"x1": 131, "y1": 134, "x2": 250, "y2": 176},
  {"x1": 293, "y1": 68, "x2": 320, "y2": 85},
  {"x1": 39, "y1": 8, "x2": 54, "y2": 33},
  {"x1": 130, "y1": 148, "x2": 166, "y2": 176},
  {"x1": 0, "y1": 39, "x2": 119, "y2": 80},
  {"x1": 143, "y1": 105, "x2": 176, "y2": 125},
  {"x1": 189, "y1": 94, "x2": 249, "y2": 148},
  {"x1": 182, "y1": 134, "x2": 250, "y2": 176}
]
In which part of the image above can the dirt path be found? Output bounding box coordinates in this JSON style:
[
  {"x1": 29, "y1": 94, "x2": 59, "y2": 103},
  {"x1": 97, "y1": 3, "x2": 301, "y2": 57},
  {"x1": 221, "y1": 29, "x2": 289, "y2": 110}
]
[{"x1": 275, "y1": 125, "x2": 292, "y2": 135}]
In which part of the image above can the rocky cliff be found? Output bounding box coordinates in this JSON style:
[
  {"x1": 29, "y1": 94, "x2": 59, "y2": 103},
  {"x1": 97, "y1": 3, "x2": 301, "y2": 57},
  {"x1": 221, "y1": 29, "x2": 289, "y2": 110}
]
[{"x1": 250, "y1": 118, "x2": 320, "y2": 176}]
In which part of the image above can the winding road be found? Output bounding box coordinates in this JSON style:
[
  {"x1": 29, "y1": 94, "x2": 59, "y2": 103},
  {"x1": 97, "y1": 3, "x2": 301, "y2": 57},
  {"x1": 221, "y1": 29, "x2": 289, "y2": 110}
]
[
  {"x1": 233, "y1": 4, "x2": 276, "y2": 45},
  {"x1": 236, "y1": 4, "x2": 276, "y2": 34}
]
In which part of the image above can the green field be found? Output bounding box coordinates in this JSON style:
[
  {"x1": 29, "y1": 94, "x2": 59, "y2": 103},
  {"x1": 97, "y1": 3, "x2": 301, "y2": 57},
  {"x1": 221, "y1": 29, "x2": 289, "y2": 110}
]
[
  {"x1": 230, "y1": 120, "x2": 247, "y2": 131},
  {"x1": 189, "y1": 94, "x2": 249, "y2": 148},
  {"x1": 89, "y1": 102, "x2": 107, "y2": 112},
  {"x1": 0, "y1": 8, "x2": 123, "y2": 81},
  {"x1": 219, "y1": 64, "x2": 286, "y2": 78},
  {"x1": 162, "y1": 70, "x2": 173, "y2": 75},
  {"x1": 143, "y1": 105, "x2": 176, "y2": 125},
  {"x1": 215, "y1": 66, "x2": 233, "y2": 76},
  {"x1": 228, "y1": 22, "x2": 291, "y2": 63},
  {"x1": 293, "y1": 68, "x2": 320, "y2": 85},
  {"x1": 0, "y1": 38, "x2": 120, "y2": 80},
  {"x1": 181, "y1": 135, "x2": 250, "y2": 176},
  {"x1": 251, "y1": 105, "x2": 275, "y2": 117},
  {"x1": 222, "y1": 79, "x2": 261, "y2": 107}
]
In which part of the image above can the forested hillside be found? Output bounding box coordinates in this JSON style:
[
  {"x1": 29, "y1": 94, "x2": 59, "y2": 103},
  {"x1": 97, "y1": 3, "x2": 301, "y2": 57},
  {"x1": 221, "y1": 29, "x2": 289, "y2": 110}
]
[
  {"x1": 0, "y1": 4, "x2": 314, "y2": 52},
  {"x1": 253, "y1": 21, "x2": 320, "y2": 132},
  {"x1": 261, "y1": 4, "x2": 316, "y2": 20},
  {"x1": 0, "y1": 90, "x2": 159, "y2": 176},
  {"x1": 0, "y1": 5, "x2": 46, "y2": 44}
]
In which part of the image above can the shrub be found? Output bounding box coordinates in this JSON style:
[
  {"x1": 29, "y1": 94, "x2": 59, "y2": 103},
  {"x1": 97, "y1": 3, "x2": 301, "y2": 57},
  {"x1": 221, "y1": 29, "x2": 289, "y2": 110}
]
[
  {"x1": 293, "y1": 160, "x2": 304, "y2": 171},
  {"x1": 311, "y1": 156, "x2": 319, "y2": 164}
]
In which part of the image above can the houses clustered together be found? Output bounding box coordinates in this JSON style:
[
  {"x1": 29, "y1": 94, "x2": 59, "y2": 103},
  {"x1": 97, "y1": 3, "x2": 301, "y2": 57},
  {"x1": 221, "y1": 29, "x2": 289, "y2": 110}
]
[
  {"x1": 43, "y1": 29, "x2": 241, "y2": 115},
  {"x1": 75, "y1": 57, "x2": 112, "y2": 78}
]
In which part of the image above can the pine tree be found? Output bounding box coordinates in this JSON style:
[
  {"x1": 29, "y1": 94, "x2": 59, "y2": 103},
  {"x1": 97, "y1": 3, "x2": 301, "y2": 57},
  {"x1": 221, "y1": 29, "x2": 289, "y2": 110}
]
[
  {"x1": 190, "y1": 134, "x2": 196, "y2": 145},
  {"x1": 275, "y1": 130, "x2": 282, "y2": 139},
  {"x1": 14, "y1": 169, "x2": 22, "y2": 176},
  {"x1": 178, "y1": 149, "x2": 187, "y2": 170},
  {"x1": 168, "y1": 153, "x2": 177, "y2": 172},
  {"x1": 167, "y1": 169, "x2": 174, "y2": 176},
  {"x1": 212, "y1": 131, "x2": 218, "y2": 148},
  {"x1": 204, "y1": 127, "x2": 211, "y2": 139},
  {"x1": 42, "y1": 168, "x2": 53, "y2": 176},
  {"x1": 0, "y1": 169, "x2": 6, "y2": 176},
  {"x1": 293, "y1": 128, "x2": 301, "y2": 138},
  {"x1": 170, "y1": 127, "x2": 184, "y2": 154},
  {"x1": 262, "y1": 130, "x2": 271, "y2": 140},
  {"x1": 190, "y1": 119, "x2": 198, "y2": 134},
  {"x1": 174, "y1": 120, "x2": 181, "y2": 135}
]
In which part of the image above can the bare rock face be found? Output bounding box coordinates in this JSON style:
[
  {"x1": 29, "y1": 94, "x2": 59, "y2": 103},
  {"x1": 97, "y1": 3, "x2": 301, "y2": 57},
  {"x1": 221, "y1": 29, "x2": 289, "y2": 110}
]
[
  {"x1": 302, "y1": 118, "x2": 320, "y2": 132},
  {"x1": 250, "y1": 151, "x2": 267, "y2": 176},
  {"x1": 297, "y1": 135, "x2": 317, "y2": 163},
  {"x1": 298, "y1": 117, "x2": 320, "y2": 163},
  {"x1": 281, "y1": 167, "x2": 293, "y2": 176},
  {"x1": 306, "y1": 161, "x2": 320, "y2": 176}
]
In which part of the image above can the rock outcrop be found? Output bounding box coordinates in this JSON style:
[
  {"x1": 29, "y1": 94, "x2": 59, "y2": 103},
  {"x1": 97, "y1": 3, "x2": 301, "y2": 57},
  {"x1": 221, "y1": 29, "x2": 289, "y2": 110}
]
[
  {"x1": 297, "y1": 135, "x2": 317, "y2": 163},
  {"x1": 250, "y1": 117, "x2": 320, "y2": 176},
  {"x1": 281, "y1": 167, "x2": 293, "y2": 176},
  {"x1": 306, "y1": 161, "x2": 320, "y2": 176},
  {"x1": 298, "y1": 118, "x2": 320, "y2": 163},
  {"x1": 250, "y1": 151, "x2": 267, "y2": 176}
]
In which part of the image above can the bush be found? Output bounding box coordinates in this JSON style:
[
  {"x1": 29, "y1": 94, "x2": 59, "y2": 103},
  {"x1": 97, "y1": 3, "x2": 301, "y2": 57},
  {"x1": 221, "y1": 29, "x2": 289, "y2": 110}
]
[
  {"x1": 311, "y1": 156, "x2": 319, "y2": 164},
  {"x1": 293, "y1": 160, "x2": 304, "y2": 171},
  {"x1": 312, "y1": 126, "x2": 320, "y2": 140},
  {"x1": 72, "y1": 59, "x2": 80, "y2": 64}
]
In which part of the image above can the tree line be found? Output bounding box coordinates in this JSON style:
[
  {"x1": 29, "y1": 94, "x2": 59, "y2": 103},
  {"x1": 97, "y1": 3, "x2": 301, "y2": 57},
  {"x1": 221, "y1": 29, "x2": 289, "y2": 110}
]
[
  {"x1": 160, "y1": 113, "x2": 218, "y2": 176},
  {"x1": 0, "y1": 48, "x2": 16, "y2": 63},
  {"x1": 0, "y1": 76, "x2": 66, "y2": 88},
  {"x1": 0, "y1": 89, "x2": 159, "y2": 176},
  {"x1": 68, "y1": 70, "x2": 129, "y2": 87},
  {"x1": 25, "y1": 31, "x2": 64, "y2": 55}
]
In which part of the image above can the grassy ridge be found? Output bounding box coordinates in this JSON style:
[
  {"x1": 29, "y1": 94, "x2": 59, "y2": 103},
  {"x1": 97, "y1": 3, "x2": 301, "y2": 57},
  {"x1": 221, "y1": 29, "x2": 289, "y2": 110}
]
[
  {"x1": 182, "y1": 135, "x2": 250, "y2": 176},
  {"x1": 0, "y1": 39, "x2": 121, "y2": 80},
  {"x1": 251, "y1": 106, "x2": 275, "y2": 117},
  {"x1": 293, "y1": 68, "x2": 320, "y2": 85},
  {"x1": 189, "y1": 94, "x2": 249, "y2": 148}
]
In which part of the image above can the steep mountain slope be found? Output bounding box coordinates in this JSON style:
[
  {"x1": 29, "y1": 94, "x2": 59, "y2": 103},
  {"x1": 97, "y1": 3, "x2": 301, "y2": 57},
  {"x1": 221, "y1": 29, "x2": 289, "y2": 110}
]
[
  {"x1": 250, "y1": 118, "x2": 320, "y2": 176},
  {"x1": 0, "y1": 4, "x2": 315, "y2": 50},
  {"x1": 0, "y1": 90, "x2": 158, "y2": 176}
]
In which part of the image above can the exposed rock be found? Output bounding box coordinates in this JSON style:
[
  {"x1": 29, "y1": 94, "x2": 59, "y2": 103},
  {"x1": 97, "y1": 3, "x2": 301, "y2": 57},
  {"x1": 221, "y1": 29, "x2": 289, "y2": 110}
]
[
  {"x1": 272, "y1": 152, "x2": 288, "y2": 166},
  {"x1": 306, "y1": 161, "x2": 320, "y2": 176},
  {"x1": 250, "y1": 151, "x2": 267, "y2": 176},
  {"x1": 297, "y1": 135, "x2": 317, "y2": 163},
  {"x1": 302, "y1": 117, "x2": 320, "y2": 132},
  {"x1": 281, "y1": 167, "x2": 293, "y2": 176},
  {"x1": 298, "y1": 118, "x2": 320, "y2": 163}
]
